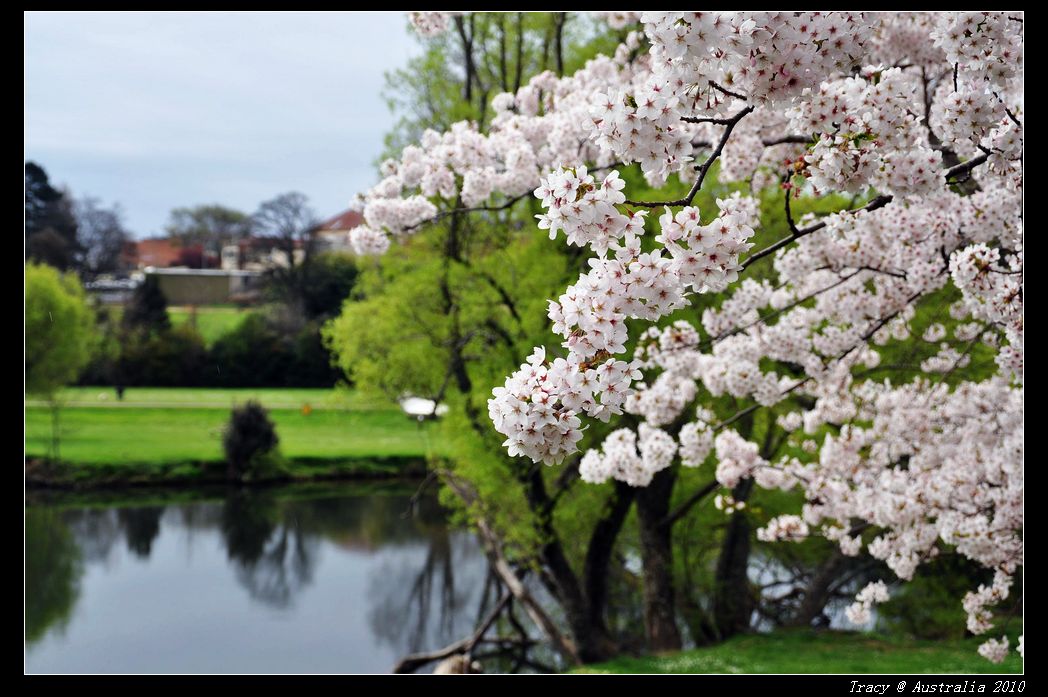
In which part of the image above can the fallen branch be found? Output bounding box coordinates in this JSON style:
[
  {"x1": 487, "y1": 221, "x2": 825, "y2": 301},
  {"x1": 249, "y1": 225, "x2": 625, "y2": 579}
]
[
  {"x1": 392, "y1": 591, "x2": 513, "y2": 673},
  {"x1": 441, "y1": 470, "x2": 582, "y2": 666}
]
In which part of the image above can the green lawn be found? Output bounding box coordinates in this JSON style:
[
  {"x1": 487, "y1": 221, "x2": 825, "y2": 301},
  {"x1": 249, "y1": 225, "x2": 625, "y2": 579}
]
[
  {"x1": 167, "y1": 305, "x2": 250, "y2": 345},
  {"x1": 574, "y1": 631, "x2": 1023, "y2": 674},
  {"x1": 25, "y1": 388, "x2": 444, "y2": 480},
  {"x1": 29, "y1": 386, "x2": 389, "y2": 411}
]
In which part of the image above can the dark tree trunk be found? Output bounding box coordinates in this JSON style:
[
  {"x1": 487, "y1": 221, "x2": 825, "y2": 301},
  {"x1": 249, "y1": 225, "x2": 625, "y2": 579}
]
[
  {"x1": 712, "y1": 479, "x2": 755, "y2": 639},
  {"x1": 583, "y1": 480, "x2": 636, "y2": 639},
  {"x1": 635, "y1": 467, "x2": 683, "y2": 651},
  {"x1": 789, "y1": 551, "x2": 848, "y2": 628},
  {"x1": 553, "y1": 13, "x2": 566, "y2": 76},
  {"x1": 519, "y1": 464, "x2": 622, "y2": 662}
]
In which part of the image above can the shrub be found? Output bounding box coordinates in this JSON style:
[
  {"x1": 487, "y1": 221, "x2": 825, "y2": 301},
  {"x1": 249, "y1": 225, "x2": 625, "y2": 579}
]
[
  {"x1": 117, "y1": 324, "x2": 208, "y2": 386},
  {"x1": 222, "y1": 400, "x2": 280, "y2": 481},
  {"x1": 122, "y1": 274, "x2": 170, "y2": 334}
]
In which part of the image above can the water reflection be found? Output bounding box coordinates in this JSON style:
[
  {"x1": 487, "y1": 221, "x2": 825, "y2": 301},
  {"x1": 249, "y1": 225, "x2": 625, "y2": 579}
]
[
  {"x1": 25, "y1": 508, "x2": 82, "y2": 644},
  {"x1": 118, "y1": 507, "x2": 163, "y2": 558},
  {"x1": 25, "y1": 483, "x2": 489, "y2": 673}
]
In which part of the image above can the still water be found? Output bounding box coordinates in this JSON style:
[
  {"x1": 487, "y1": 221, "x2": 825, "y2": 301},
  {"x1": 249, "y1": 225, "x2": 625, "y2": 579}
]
[{"x1": 25, "y1": 482, "x2": 493, "y2": 673}]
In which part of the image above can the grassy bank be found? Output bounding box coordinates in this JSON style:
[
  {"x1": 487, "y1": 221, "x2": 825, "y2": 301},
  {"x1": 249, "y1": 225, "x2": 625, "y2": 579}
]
[
  {"x1": 574, "y1": 630, "x2": 1023, "y2": 674},
  {"x1": 25, "y1": 387, "x2": 443, "y2": 488}
]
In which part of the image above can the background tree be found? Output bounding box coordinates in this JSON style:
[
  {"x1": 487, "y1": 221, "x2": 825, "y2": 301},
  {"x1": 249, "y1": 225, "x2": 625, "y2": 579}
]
[
  {"x1": 253, "y1": 192, "x2": 320, "y2": 321},
  {"x1": 25, "y1": 162, "x2": 80, "y2": 270},
  {"x1": 121, "y1": 274, "x2": 170, "y2": 335},
  {"x1": 165, "y1": 204, "x2": 251, "y2": 255},
  {"x1": 251, "y1": 192, "x2": 318, "y2": 271},
  {"x1": 25, "y1": 263, "x2": 99, "y2": 396},
  {"x1": 25, "y1": 262, "x2": 99, "y2": 458},
  {"x1": 74, "y1": 197, "x2": 131, "y2": 278}
]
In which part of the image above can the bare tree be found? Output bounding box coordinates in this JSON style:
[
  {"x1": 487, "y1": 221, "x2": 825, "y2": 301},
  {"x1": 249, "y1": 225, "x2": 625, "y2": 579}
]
[
  {"x1": 165, "y1": 204, "x2": 251, "y2": 255},
  {"x1": 251, "y1": 192, "x2": 318, "y2": 271},
  {"x1": 75, "y1": 197, "x2": 131, "y2": 278}
]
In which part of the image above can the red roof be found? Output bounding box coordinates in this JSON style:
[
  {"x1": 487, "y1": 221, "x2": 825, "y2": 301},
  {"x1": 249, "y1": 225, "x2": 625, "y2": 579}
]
[
  {"x1": 133, "y1": 238, "x2": 183, "y2": 268},
  {"x1": 317, "y1": 208, "x2": 363, "y2": 232}
]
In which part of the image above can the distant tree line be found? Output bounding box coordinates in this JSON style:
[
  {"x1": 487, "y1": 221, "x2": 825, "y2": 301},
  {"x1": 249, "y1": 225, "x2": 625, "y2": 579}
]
[
  {"x1": 27, "y1": 160, "x2": 361, "y2": 390},
  {"x1": 79, "y1": 253, "x2": 358, "y2": 389}
]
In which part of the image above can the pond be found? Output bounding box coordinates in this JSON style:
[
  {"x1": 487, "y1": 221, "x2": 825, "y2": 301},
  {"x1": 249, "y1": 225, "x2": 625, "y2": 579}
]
[{"x1": 25, "y1": 482, "x2": 496, "y2": 673}]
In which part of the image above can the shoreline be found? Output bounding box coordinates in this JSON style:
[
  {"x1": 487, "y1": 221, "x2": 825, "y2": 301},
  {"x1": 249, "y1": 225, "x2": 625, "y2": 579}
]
[{"x1": 25, "y1": 455, "x2": 429, "y2": 492}]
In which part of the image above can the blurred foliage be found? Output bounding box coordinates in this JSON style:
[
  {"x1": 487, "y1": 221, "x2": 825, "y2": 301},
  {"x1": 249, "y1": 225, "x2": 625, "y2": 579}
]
[{"x1": 25, "y1": 262, "x2": 99, "y2": 397}]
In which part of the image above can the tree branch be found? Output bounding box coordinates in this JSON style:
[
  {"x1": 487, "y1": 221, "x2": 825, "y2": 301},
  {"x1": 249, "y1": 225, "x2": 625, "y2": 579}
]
[
  {"x1": 661, "y1": 479, "x2": 719, "y2": 528},
  {"x1": 392, "y1": 591, "x2": 513, "y2": 673},
  {"x1": 741, "y1": 194, "x2": 893, "y2": 270},
  {"x1": 626, "y1": 105, "x2": 755, "y2": 208}
]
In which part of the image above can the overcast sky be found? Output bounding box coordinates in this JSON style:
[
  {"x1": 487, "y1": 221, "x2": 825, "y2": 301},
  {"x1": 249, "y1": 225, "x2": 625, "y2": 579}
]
[{"x1": 25, "y1": 11, "x2": 420, "y2": 237}]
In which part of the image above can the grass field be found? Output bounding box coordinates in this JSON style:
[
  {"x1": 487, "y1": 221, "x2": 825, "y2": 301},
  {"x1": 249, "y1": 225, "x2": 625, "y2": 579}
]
[
  {"x1": 167, "y1": 305, "x2": 250, "y2": 345},
  {"x1": 25, "y1": 387, "x2": 444, "y2": 484},
  {"x1": 27, "y1": 386, "x2": 389, "y2": 411},
  {"x1": 574, "y1": 630, "x2": 1023, "y2": 674}
]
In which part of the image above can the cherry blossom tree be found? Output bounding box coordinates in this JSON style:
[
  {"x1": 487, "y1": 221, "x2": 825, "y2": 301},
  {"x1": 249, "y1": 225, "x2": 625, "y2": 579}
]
[{"x1": 344, "y1": 11, "x2": 1022, "y2": 664}]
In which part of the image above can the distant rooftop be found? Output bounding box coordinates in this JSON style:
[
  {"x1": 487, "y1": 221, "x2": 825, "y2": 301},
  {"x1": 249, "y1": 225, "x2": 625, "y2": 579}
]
[{"x1": 317, "y1": 208, "x2": 363, "y2": 233}]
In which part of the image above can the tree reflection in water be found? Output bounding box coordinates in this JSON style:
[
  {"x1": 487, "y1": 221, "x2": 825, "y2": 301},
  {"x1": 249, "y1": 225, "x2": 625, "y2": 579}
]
[
  {"x1": 367, "y1": 526, "x2": 481, "y2": 655},
  {"x1": 26, "y1": 484, "x2": 507, "y2": 670},
  {"x1": 25, "y1": 508, "x2": 83, "y2": 645},
  {"x1": 118, "y1": 507, "x2": 164, "y2": 558},
  {"x1": 221, "y1": 491, "x2": 317, "y2": 608}
]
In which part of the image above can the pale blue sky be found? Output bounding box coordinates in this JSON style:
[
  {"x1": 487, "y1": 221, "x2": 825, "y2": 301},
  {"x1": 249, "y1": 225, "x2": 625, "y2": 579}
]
[{"x1": 24, "y1": 11, "x2": 420, "y2": 237}]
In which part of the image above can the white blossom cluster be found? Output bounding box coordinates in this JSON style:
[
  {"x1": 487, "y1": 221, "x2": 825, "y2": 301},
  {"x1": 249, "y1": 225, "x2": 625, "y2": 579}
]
[
  {"x1": 408, "y1": 12, "x2": 452, "y2": 37},
  {"x1": 595, "y1": 12, "x2": 642, "y2": 31},
  {"x1": 950, "y1": 239, "x2": 1023, "y2": 381},
  {"x1": 488, "y1": 347, "x2": 641, "y2": 465},
  {"x1": 534, "y1": 167, "x2": 645, "y2": 254},
  {"x1": 964, "y1": 571, "x2": 1013, "y2": 636},
  {"x1": 642, "y1": 12, "x2": 869, "y2": 108},
  {"x1": 350, "y1": 51, "x2": 634, "y2": 255},
  {"x1": 757, "y1": 514, "x2": 810, "y2": 542},
  {"x1": 578, "y1": 424, "x2": 676, "y2": 487},
  {"x1": 844, "y1": 580, "x2": 890, "y2": 626},
  {"x1": 963, "y1": 571, "x2": 1016, "y2": 664},
  {"x1": 978, "y1": 637, "x2": 1012, "y2": 665},
  {"x1": 713, "y1": 493, "x2": 746, "y2": 514},
  {"x1": 789, "y1": 68, "x2": 944, "y2": 198},
  {"x1": 714, "y1": 429, "x2": 767, "y2": 489}
]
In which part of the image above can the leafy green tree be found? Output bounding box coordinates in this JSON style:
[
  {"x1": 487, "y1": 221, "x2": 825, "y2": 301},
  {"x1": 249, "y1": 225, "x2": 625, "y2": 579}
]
[
  {"x1": 25, "y1": 263, "x2": 99, "y2": 459},
  {"x1": 327, "y1": 14, "x2": 643, "y2": 661},
  {"x1": 210, "y1": 314, "x2": 292, "y2": 387},
  {"x1": 25, "y1": 263, "x2": 98, "y2": 396}
]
